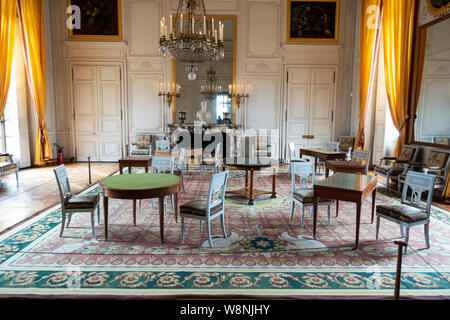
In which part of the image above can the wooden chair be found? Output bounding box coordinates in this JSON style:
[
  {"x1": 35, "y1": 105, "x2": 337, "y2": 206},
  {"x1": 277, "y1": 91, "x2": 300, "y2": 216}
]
[
  {"x1": 374, "y1": 144, "x2": 419, "y2": 191},
  {"x1": 352, "y1": 150, "x2": 371, "y2": 174},
  {"x1": 180, "y1": 170, "x2": 230, "y2": 248},
  {"x1": 174, "y1": 148, "x2": 186, "y2": 192},
  {"x1": 317, "y1": 142, "x2": 339, "y2": 173},
  {"x1": 290, "y1": 161, "x2": 332, "y2": 228},
  {"x1": 0, "y1": 153, "x2": 19, "y2": 185},
  {"x1": 397, "y1": 149, "x2": 449, "y2": 193},
  {"x1": 150, "y1": 156, "x2": 175, "y2": 213},
  {"x1": 376, "y1": 171, "x2": 436, "y2": 254},
  {"x1": 200, "y1": 142, "x2": 221, "y2": 179},
  {"x1": 288, "y1": 142, "x2": 306, "y2": 177},
  {"x1": 130, "y1": 135, "x2": 152, "y2": 156},
  {"x1": 53, "y1": 165, "x2": 100, "y2": 237}
]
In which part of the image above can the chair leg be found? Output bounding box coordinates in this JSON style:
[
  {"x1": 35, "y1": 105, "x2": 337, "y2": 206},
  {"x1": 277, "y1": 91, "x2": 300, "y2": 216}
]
[
  {"x1": 181, "y1": 217, "x2": 185, "y2": 242},
  {"x1": 60, "y1": 212, "x2": 66, "y2": 236},
  {"x1": 15, "y1": 171, "x2": 19, "y2": 185},
  {"x1": 164, "y1": 197, "x2": 168, "y2": 217},
  {"x1": 91, "y1": 212, "x2": 95, "y2": 236},
  {"x1": 327, "y1": 205, "x2": 331, "y2": 227},
  {"x1": 424, "y1": 223, "x2": 430, "y2": 249},
  {"x1": 152, "y1": 198, "x2": 155, "y2": 208},
  {"x1": 400, "y1": 224, "x2": 405, "y2": 238},
  {"x1": 221, "y1": 214, "x2": 227, "y2": 238},
  {"x1": 310, "y1": 207, "x2": 313, "y2": 218},
  {"x1": 67, "y1": 213, "x2": 72, "y2": 228},
  {"x1": 404, "y1": 226, "x2": 410, "y2": 254},
  {"x1": 171, "y1": 195, "x2": 175, "y2": 210},
  {"x1": 375, "y1": 216, "x2": 381, "y2": 240},
  {"x1": 206, "y1": 221, "x2": 213, "y2": 248},
  {"x1": 301, "y1": 206, "x2": 305, "y2": 228},
  {"x1": 181, "y1": 172, "x2": 185, "y2": 193},
  {"x1": 386, "y1": 176, "x2": 390, "y2": 191},
  {"x1": 138, "y1": 199, "x2": 142, "y2": 215},
  {"x1": 97, "y1": 205, "x2": 101, "y2": 224},
  {"x1": 289, "y1": 201, "x2": 295, "y2": 220}
]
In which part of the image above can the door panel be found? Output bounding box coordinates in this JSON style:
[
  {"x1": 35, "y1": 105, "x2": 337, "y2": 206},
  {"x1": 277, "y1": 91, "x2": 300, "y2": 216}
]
[{"x1": 73, "y1": 65, "x2": 123, "y2": 162}]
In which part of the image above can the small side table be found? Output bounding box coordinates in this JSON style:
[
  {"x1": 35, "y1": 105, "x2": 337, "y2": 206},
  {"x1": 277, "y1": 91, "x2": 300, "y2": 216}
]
[{"x1": 118, "y1": 156, "x2": 152, "y2": 174}]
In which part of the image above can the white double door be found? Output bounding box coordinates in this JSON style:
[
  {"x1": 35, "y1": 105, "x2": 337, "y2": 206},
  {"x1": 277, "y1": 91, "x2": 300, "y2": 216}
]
[
  {"x1": 72, "y1": 65, "x2": 123, "y2": 161},
  {"x1": 285, "y1": 66, "x2": 336, "y2": 158}
]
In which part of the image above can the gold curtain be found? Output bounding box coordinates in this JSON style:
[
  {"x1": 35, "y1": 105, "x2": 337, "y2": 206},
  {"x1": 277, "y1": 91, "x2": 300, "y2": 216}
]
[
  {"x1": 0, "y1": 0, "x2": 17, "y2": 119},
  {"x1": 17, "y1": 0, "x2": 53, "y2": 165},
  {"x1": 382, "y1": 0, "x2": 416, "y2": 157},
  {"x1": 355, "y1": 0, "x2": 383, "y2": 150}
]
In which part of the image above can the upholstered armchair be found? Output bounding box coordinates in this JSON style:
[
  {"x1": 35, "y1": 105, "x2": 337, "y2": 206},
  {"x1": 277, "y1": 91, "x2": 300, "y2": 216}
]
[
  {"x1": 0, "y1": 153, "x2": 19, "y2": 185},
  {"x1": 398, "y1": 150, "x2": 450, "y2": 193},
  {"x1": 374, "y1": 145, "x2": 419, "y2": 191},
  {"x1": 130, "y1": 135, "x2": 152, "y2": 156}
]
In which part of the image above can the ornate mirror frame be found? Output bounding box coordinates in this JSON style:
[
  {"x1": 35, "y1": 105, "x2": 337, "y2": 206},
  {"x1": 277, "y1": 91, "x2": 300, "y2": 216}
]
[
  {"x1": 171, "y1": 15, "x2": 237, "y2": 125},
  {"x1": 407, "y1": 10, "x2": 450, "y2": 150}
]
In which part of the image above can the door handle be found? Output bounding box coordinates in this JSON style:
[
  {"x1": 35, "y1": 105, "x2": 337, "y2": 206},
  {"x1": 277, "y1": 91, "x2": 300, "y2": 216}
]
[{"x1": 302, "y1": 135, "x2": 314, "y2": 139}]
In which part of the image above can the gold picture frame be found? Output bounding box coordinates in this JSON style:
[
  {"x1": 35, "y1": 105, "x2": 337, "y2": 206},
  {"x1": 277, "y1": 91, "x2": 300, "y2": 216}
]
[
  {"x1": 67, "y1": 0, "x2": 122, "y2": 40},
  {"x1": 425, "y1": 0, "x2": 450, "y2": 17},
  {"x1": 287, "y1": 0, "x2": 339, "y2": 43}
]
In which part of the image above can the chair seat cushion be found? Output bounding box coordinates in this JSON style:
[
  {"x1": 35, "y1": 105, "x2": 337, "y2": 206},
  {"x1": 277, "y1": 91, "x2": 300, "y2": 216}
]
[
  {"x1": 375, "y1": 165, "x2": 404, "y2": 176},
  {"x1": 180, "y1": 200, "x2": 222, "y2": 216},
  {"x1": 0, "y1": 162, "x2": 17, "y2": 173},
  {"x1": 376, "y1": 204, "x2": 428, "y2": 223},
  {"x1": 131, "y1": 149, "x2": 150, "y2": 155},
  {"x1": 65, "y1": 194, "x2": 100, "y2": 210},
  {"x1": 293, "y1": 190, "x2": 330, "y2": 204}
]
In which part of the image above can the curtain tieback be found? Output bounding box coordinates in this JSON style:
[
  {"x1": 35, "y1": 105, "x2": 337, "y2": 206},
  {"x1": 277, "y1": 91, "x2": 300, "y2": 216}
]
[{"x1": 399, "y1": 114, "x2": 410, "y2": 132}]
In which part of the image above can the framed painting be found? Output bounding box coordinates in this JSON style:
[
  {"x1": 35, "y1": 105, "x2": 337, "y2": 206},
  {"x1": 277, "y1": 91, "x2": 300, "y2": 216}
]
[
  {"x1": 68, "y1": 0, "x2": 122, "y2": 40},
  {"x1": 287, "y1": 0, "x2": 339, "y2": 43},
  {"x1": 425, "y1": 0, "x2": 450, "y2": 17}
]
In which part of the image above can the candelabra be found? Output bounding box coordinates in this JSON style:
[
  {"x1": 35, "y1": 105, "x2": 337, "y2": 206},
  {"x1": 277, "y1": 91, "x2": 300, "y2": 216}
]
[
  {"x1": 228, "y1": 84, "x2": 249, "y2": 109},
  {"x1": 158, "y1": 82, "x2": 181, "y2": 108}
]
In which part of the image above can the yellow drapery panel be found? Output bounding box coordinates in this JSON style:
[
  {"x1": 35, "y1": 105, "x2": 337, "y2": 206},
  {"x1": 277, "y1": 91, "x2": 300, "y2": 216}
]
[
  {"x1": 0, "y1": 0, "x2": 16, "y2": 119},
  {"x1": 355, "y1": 0, "x2": 383, "y2": 150},
  {"x1": 17, "y1": 0, "x2": 53, "y2": 165},
  {"x1": 382, "y1": 0, "x2": 416, "y2": 157}
]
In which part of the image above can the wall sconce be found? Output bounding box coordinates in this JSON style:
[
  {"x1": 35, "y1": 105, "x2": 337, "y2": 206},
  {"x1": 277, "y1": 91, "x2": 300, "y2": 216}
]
[
  {"x1": 228, "y1": 84, "x2": 249, "y2": 109},
  {"x1": 158, "y1": 82, "x2": 180, "y2": 108}
]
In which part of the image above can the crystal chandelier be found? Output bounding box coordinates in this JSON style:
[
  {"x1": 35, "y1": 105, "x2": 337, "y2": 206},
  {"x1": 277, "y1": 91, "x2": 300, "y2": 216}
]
[
  {"x1": 201, "y1": 64, "x2": 222, "y2": 100},
  {"x1": 158, "y1": 0, "x2": 225, "y2": 81}
]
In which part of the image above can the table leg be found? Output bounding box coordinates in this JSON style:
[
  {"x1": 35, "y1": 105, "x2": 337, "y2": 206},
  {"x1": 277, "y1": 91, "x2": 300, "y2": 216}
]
[
  {"x1": 128, "y1": 166, "x2": 132, "y2": 174},
  {"x1": 133, "y1": 199, "x2": 137, "y2": 226},
  {"x1": 325, "y1": 167, "x2": 329, "y2": 178},
  {"x1": 335, "y1": 200, "x2": 339, "y2": 218},
  {"x1": 174, "y1": 192, "x2": 179, "y2": 223},
  {"x1": 314, "y1": 158, "x2": 318, "y2": 173},
  {"x1": 249, "y1": 170, "x2": 254, "y2": 205},
  {"x1": 271, "y1": 168, "x2": 277, "y2": 198},
  {"x1": 354, "y1": 201, "x2": 362, "y2": 250},
  {"x1": 119, "y1": 165, "x2": 123, "y2": 175},
  {"x1": 159, "y1": 197, "x2": 165, "y2": 243},
  {"x1": 145, "y1": 165, "x2": 149, "y2": 173},
  {"x1": 103, "y1": 196, "x2": 109, "y2": 240},
  {"x1": 313, "y1": 196, "x2": 318, "y2": 239},
  {"x1": 245, "y1": 170, "x2": 249, "y2": 189},
  {"x1": 371, "y1": 187, "x2": 377, "y2": 224}
]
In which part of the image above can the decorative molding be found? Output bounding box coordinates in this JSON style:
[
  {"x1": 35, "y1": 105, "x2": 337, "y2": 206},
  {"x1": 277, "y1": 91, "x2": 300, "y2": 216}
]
[
  {"x1": 65, "y1": 41, "x2": 127, "y2": 60},
  {"x1": 283, "y1": 44, "x2": 342, "y2": 64},
  {"x1": 127, "y1": 57, "x2": 165, "y2": 73},
  {"x1": 244, "y1": 59, "x2": 281, "y2": 74}
]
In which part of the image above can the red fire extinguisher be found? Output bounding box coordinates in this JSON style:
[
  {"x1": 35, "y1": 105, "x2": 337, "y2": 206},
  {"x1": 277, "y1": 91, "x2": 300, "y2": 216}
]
[{"x1": 58, "y1": 149, "x2": 64, "y2": 165}]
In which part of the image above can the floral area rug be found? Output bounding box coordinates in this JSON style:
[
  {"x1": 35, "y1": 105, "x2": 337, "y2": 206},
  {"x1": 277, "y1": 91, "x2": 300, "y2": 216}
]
[{"x1": 0, "y1": 168, "x2": 448, "y2": 298}]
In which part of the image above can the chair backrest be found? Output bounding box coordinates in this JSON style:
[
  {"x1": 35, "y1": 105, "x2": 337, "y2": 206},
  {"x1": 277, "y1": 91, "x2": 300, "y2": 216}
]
[
  {"x1": 353, "y1": 150, "x2": 371, "y2": 174},
  {"x1": 324, "y1": 142, "x2": 339, "y2": 151},
  {"x1": 395, "y1": 144, "x2": 419, "y2": 165},
  {"x1": 401, "y1": 171, "x2": 436, "y2": 216},
  {"x1": 177, "y1": 148, "x2": 186, "y2": 170},
  {"x1": 289, "y1": 142, "x2": 297, "y2": 160},
  {"x1": 136, "y1": 135, "x2": 151, "y2": 149},
  {"x1": 425, "y1": 150, "x2": 449, "y2": 170},
  {"x1": 206, "y1": 170, "x2": 229, "y2": 215},
  {"x1": 155, "y1": 139, "x2": 171, "y2": 152},
  {"x1": 257, "y1": 136, "x2": 269, "y2": 150},
  {"x1": 151, "y1": 156, "x2": 174, "y2": 174},
  {"x1": 214, "y1": 142, "x2": 222, "y2": 164},
  {"x1": 433, "y1": 137, "x2": 450, "y2": 146},
  {"x1": 53, "y1": 165, "x2": 72, "y2": 207},
  {"x1": 339, "y1": 136, "x2": 356, "y2": 152},
  {"x1": 291, "y1": 161, "x2": 315, "y2": 193}
]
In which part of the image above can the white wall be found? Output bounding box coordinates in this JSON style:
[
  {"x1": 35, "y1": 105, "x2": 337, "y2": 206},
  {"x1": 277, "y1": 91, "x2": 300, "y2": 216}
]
[{"x1": 46, "y1": 0, "x2": 358, "y2": 160}]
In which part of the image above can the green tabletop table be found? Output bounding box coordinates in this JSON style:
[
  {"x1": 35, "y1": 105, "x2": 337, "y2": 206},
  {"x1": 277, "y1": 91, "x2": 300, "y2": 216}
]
[
  {"x1": 300, "y1": 148, "x2": 346, "y2": 172},
  {"x1": 99, "y1": 173, "x2": 181, "y2": 242}
]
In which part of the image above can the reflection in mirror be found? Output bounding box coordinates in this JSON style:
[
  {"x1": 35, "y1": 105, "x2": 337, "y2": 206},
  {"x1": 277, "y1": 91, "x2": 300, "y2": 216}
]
[
  {"x1": 174, "y1": 18, "x2": 235, "y2": 125},
  {"x1": 414, "y1": 17, "x2": 450, "y2": 146}
]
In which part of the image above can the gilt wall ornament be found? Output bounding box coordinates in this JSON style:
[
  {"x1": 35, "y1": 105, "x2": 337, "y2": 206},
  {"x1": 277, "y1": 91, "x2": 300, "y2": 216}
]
[{"x1": 425, "y1": 0, "x2": 450, "y2": 17}]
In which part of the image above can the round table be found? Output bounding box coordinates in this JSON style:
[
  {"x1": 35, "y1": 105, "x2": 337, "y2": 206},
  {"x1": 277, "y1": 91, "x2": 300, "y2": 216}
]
[
  {"x1": 221, "y1": 157, "x2": 280, "y2": 205},
  {"x1": 100, "y1": 173, "x2": 181, "y2": 242}
]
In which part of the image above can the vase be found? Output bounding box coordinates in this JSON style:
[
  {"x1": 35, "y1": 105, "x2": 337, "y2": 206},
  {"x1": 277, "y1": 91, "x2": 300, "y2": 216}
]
[{"x1": 196, "y1": 101, "x2": 211, "y2": 122}]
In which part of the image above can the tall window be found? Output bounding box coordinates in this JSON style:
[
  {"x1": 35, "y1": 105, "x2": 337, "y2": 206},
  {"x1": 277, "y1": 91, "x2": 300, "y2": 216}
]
[{"x1": 0, "y1": 117, "x2": 5, "y2": 154}]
